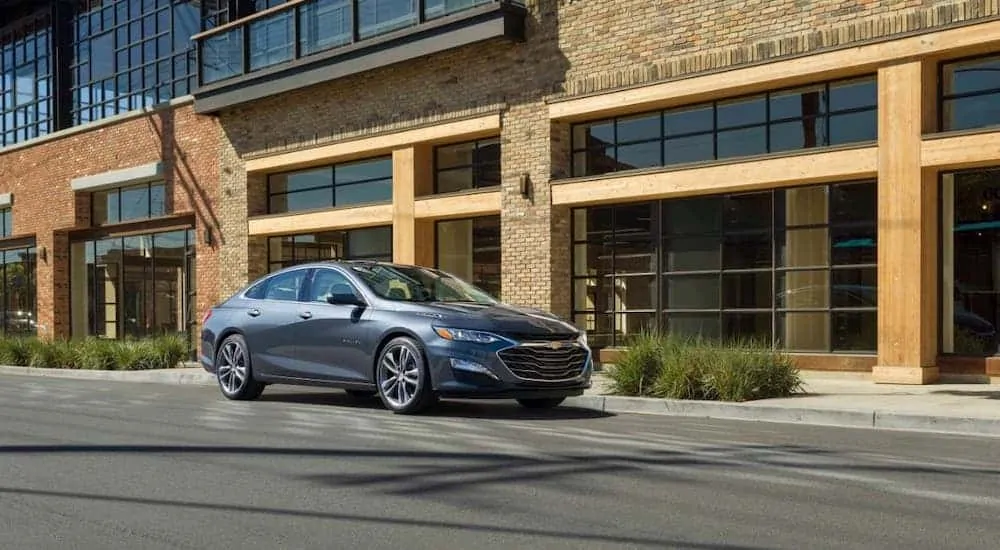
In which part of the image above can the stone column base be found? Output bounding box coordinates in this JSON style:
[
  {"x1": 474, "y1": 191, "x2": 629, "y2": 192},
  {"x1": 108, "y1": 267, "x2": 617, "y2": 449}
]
[{"x1": 872, "y1": 365, "x2": 940, "y2": 385}]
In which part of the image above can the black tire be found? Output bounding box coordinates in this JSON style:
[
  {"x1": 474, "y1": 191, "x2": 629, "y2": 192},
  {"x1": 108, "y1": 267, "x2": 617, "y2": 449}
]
[
  {"x1": 375, "y1": 336, "x2": 437, "y2": 414},
  {"x1": 215, "y1": 334, "x2": 265, "y2": 401},
  {"x1": 516, "y1": 397, "x2": 566, "y2": 409},
  {"x1": 345, "y1": 389, "x2": 377, "y2": 399}
]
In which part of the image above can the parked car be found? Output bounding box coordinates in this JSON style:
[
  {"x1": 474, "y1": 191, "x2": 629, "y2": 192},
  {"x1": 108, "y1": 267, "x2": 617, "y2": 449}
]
[{"x1": 200, "y1": 261, "x2": 593, "y2": 414}]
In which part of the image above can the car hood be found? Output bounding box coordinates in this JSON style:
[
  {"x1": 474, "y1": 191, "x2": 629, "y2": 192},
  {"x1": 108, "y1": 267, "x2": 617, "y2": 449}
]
[{"x1": 404, "y1": 301, "x2": 580, "y2": 340}]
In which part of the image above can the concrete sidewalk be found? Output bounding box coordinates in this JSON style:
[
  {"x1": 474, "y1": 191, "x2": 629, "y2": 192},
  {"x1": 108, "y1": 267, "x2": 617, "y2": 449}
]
[{"x1": 2, "y1": 364, "x2": 999, "y2": 438}]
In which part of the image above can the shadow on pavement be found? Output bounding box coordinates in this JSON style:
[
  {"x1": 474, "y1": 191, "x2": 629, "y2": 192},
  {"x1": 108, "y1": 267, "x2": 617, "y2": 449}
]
[
  {"x1": 258, "y1": 389, "x2": 614, "y2": 420},
  {"x1": 930, "y1": 390, "x2": 1000, "y2": 400}
]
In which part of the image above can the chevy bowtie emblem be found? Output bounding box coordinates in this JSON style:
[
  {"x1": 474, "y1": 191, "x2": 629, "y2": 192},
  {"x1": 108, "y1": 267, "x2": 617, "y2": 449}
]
[{"x1": 549, "y1": 341, "x2": 563, "y2": 350}]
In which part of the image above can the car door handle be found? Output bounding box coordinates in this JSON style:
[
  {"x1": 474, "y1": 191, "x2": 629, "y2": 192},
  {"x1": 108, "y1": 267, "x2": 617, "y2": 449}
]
[
  {"x1": 299, "y1": 311, "x2": 313, "y2": 319},
  {"x1": 247, "y1": 308, "x2": 261, "y2": 317}
]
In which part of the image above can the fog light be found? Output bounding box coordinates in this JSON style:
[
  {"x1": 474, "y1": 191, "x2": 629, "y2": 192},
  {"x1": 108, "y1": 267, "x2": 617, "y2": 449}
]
[{"x1": 450, "y1": 358, "x2": 500, "y2": 381}]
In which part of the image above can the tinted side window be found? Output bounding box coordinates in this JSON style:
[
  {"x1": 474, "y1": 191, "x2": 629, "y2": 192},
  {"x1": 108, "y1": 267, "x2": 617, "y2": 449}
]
[
  {"x1": 263, "y1": 270, "x2": 307, "y2": 301},
  {"x1": 244, "y1": 279, "x2": 269, "y2": 299},
  {"x1": 309, "y1": 269, "x2": 360, "y2": 302}
]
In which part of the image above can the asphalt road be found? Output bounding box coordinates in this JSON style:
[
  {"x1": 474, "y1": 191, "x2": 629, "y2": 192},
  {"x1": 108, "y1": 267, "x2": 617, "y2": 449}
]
[{"x1": 0, "y1": 374, "x2": 998, "y2": 550}]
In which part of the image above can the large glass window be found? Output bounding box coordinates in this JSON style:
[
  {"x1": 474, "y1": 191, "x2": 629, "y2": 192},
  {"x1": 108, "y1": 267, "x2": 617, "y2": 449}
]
[
  {"x1": 941, "y1": 168, "x2": 1000, "y2": 356},
  {"x1": 267, "y1": 226, "x2": 392, "y2": 272},
  {"x1": 71, "y1": 0, "x2": 200, "y2": 125},
  {"x1": 1, "y1": 14, "x2": 53, "y2": 147},
  {"x1": 572, "y1": 181, "x2": 878, "y2": 351},
  {"x1": 941, "y1": 54, "x2": 1000, "y2": 132},
  {"x1": 436, "y1": 215, "x2": 501, "y2": 298},
  {"x1": 70, "y1": 229, "x2": 197, "y2": 342},
  {"x1": 92, "y1": 182, "x2": 167, "y2": 225},
  {"x1": 434, "y1": 138, "x2": 501, "y2": 194},
  {"x1": 0, "y1": 245, "x2": 38, "y2": 337},
  {"x1": 571, "y1": 76, "x2": 878, "y2": 177},
  {"x1": 267, "y1": 156, "x2": 392, "y2": 214}
]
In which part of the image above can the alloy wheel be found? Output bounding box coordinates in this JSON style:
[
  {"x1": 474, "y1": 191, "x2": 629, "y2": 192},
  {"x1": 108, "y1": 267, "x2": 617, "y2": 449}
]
[
  {"x1": 217, "y1": 340, "x2": 248, "y2": 395},
  {"x1": 377, "y1": 343, "x2": 422, "y2": 409}
]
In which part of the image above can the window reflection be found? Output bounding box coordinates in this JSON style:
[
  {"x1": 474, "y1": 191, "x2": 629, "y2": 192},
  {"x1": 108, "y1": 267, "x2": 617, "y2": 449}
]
[
  {"x1": 1, "y1": 13, "x2": 52, "y2": 146},
  {"x1": 0, "y1": 246, "x2": 37, "y2": 337},
  {"x1": 570, "y1": 76, "x2": 878, "y2": 177},
  {"x1": 941, "y1": 54, "x2": 1000, "y2": 131},
  {"x1": 93, "y1": 182, "x2": 166, "y2": 225},
  {"x1": 436, "y1": 216, "x2": 501, "y2": 298},
  {"x1": 941, "y1": 168, "x2": 1000, "y2": 356},
  {"x1": 434, "y1": 138, "x2": 501, "y2": 194},
  {"x1": 571, "y1": 181, "x2": 878, "y2": 352},
  {"x1": 70, "y1": 229, "x2": 196, "y2": 343}
]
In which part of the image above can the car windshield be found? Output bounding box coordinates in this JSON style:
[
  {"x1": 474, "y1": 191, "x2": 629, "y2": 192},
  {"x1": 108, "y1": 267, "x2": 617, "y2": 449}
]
[{"x1": 350, "y1": 263, "x2": 498, "y2": 304}]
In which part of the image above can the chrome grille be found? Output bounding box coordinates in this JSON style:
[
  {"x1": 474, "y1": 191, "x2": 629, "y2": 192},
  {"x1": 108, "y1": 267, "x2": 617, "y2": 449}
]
[{"x1": 497, "y1": 342, "x2": 589, "y2": 382}]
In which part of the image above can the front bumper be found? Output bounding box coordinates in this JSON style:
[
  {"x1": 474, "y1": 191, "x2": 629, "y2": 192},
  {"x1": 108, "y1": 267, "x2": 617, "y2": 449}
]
[{"x1": 423, "y1": 337, "x2": 593, "y2": 399}]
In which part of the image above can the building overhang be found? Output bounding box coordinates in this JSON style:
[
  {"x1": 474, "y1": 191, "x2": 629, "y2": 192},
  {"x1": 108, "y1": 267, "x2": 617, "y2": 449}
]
[{"x1": 192, "y1": 2, "x2": 527, "y2": 115}]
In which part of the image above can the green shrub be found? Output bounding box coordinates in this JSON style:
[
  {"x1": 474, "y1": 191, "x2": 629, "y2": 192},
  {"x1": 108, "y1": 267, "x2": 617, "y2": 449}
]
[
  {"x1": 606, "y1": 330, "x2": 662, "y2": 397},
  {"x1": 607, "y1": 332, "x2": 803, "y2": 402},
  {"x1": 0, "y1": 335, "x2": 191, "y2": 370}
]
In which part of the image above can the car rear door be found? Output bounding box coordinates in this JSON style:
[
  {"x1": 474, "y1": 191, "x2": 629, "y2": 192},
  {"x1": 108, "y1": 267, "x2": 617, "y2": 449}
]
[{"x1": 237, "y1": 268, "x2": 311, "y2": 379}]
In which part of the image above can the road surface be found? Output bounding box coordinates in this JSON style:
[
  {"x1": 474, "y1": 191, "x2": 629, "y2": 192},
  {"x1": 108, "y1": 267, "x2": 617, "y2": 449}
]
[{"x1": 0, "y1": 373, "x2": 998, "y2": 549}]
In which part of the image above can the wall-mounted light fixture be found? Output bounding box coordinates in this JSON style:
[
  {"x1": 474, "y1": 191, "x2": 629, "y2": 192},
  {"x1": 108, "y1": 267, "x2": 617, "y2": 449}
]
[
  {"x1": 39, "y1": 247, "x2": 47, "y2": 262},
  {"x1": 519, "y1": 173, "x2": 532, "y2": 199}
]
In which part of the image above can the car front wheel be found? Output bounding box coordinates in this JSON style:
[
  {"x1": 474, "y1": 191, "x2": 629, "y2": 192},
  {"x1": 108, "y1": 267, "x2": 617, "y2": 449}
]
[
  {"x1": 216, "y1": 334, "x2": 265, "y2": 401},
  {"x1": 375, "y1": 337, "x2": 436, "y2": 414}
]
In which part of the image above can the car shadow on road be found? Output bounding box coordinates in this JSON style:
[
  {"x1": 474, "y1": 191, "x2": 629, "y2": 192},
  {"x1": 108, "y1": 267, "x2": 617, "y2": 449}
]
[
  {"x1": 930, "y1": 390, "x2": 1000, "y2": 400},
  {"x1": 257, "y1": 389, "x2": 615, "y2": 420}
]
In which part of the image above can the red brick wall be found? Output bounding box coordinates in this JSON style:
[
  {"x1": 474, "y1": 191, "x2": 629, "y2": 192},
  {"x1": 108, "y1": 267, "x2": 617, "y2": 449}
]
[{"x1": 0, "y1": 102, "x2": 222, "y2": 341}]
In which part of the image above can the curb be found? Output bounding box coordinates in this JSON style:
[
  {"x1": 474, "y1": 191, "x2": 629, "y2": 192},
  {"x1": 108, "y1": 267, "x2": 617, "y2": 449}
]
[
  {"x1": 0, "y1": 365, "x2": 216, "y2": 386},
  {"x1": 2, "y1": 366, "x2": 998, "y2": 438},
  {"x1": 565, "y1": 395, "x2": 1000, "y2": 438}
]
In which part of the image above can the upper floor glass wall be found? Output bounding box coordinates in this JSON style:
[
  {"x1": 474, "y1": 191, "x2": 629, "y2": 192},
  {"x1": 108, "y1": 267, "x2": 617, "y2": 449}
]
[
  {"x1": 1, "y1": 14, "x2": 52, "y2": 147},
  {"x1": 72, "y1": 0, "x2": 200, "y2": 125},
  {"x1": 941, "y1": 54, "x2": 1000, "y2": 132},
  {"x1": 199, "y1": 0, "x2": 499, "y2": 85},
  {"x1": 267, "y1": 155, "x2": 393, "y2": 214},
  {"x1": 571, "y1": 76, "x2": 878, "y2": 177}
]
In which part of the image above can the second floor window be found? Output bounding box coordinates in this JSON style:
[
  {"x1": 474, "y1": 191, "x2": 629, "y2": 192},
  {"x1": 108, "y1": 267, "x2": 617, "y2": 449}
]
[
  {"x1": 93, "y1": 182, "x2": 167, "y2": 225},
  {"x1": 434, "y1": 137, "x2": 501, "y2": 194},
  {"x1": 267, "y1": 156, "x2": 393, "y2": 214}
]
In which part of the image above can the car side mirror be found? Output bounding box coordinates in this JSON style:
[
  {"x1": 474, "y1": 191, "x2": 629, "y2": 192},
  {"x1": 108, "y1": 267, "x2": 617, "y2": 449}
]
[{"x1": 327, "y1": 293, "x2": 364, "y2": 307}]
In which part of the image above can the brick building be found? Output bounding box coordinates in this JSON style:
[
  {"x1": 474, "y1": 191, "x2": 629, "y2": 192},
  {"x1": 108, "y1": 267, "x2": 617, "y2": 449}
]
[{"x1": 3, "y1": 0, "x2": 1000, "y2": 383}]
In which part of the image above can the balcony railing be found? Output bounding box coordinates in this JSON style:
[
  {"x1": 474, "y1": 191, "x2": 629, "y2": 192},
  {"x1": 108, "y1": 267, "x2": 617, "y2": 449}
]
[{"x1": 196, "y1": 0, "x2": 517, "y2": 86}]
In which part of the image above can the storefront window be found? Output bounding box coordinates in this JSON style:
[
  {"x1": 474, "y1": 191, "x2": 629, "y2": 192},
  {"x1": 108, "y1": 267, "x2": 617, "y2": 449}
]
[
  {"x1": 70, "y1": 229, "x2": 196, "y2": 341},
  {"x1": 436, "y1": 215, "x2": 501, "y2": 298},
  {"x1": 941, "y1": 168, "x2": 1000, "y2": 356},
  {"x1": 267, "y1": 226, "x2": 392, "y2": 272},
  {"x1": 434, "y1": 138, "x2": 501, "y2": 194},
  {"x1": 571, "y1": 181, "x2": 878, "y2": 351},
  {"x1": 0, "y1": 245, "x2": 37, "y2": 337}
]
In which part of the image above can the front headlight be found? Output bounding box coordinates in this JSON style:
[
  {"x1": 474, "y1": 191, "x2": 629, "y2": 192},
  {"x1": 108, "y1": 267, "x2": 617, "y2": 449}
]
[{"x1": 433, "y1": 327, "x2": 502, "y2": 344}]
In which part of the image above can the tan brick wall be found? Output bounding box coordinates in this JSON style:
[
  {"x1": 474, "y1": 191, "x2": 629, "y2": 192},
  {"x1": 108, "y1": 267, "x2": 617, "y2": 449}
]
[
  {"x1": 214, "y1": 0, "x2": 1000, "y2": 314},
  {"x1": 0, "y1": 103, "x2": 222, "y2": 341}
]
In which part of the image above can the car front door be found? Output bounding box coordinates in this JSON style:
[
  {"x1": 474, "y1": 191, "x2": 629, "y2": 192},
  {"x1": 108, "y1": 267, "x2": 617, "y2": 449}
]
[
  {"x1": 294, "y1": 267, "x2": 377, "y2": 384},
  {"x1": 238, "y1": 268, "x2": 311, "y2": 380}
]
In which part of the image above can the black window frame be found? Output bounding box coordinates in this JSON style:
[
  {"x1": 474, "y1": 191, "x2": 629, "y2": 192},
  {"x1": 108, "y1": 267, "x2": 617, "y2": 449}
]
[
  {"x1": 265, "y1": 225, "x2": 393, "y2": 272},
  {"x1": 91, "y1": 181, "x2": 167, "y2": 226},
  {"x1": 570, "y1": 180, "x2": 879, "y2": 353},
  {"x1": 569, "y1": 75, "x2": 879, "y2": 178},
  {"x1": 70, "y1": 0, "x2": 199, "y2": 126},
  {"x1": 0, "y1": 12, "x2": 54, "y2": 147},
  {"x1": 938, "y1": 52, "x2": 1000, "y2": 133},
  {"x1": 266, "y1": 155, "x2": 393, "y2": 215},
  {"x1": 0, "y1": 241, "x2": 38, "y2": 338},
  {"x1": 0, "y1": 207, "x2": 12, "y2": 238},
  {"x1": 432, "y1": 137, "x2": 502, "y2": 194}
]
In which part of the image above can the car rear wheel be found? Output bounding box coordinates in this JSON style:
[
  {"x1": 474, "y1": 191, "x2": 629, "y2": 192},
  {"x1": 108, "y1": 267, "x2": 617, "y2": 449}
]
[
  {"x1": 216, "y1": 334, "x2": 265, "y2": 401},
  {"x1": 376, "y1": 337, "x2": 436, "y2": 414},
  {"x1": 516, "y1": 397, "x2": 566, "y2": 409}
]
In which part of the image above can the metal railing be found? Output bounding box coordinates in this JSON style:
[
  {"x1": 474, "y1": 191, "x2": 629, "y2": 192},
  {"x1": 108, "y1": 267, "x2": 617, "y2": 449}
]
[{"x1": 196, "y1": 0, "x2": 516, "y2": 86}]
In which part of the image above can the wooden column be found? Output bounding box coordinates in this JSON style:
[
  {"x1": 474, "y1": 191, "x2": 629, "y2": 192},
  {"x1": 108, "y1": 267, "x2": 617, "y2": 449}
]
[
  {"x1": 874, "y1": 60, "x2": 940, "y2": 384},
  {"x1": 392, "y1": 146, "x2": 434, "y2": 266}
]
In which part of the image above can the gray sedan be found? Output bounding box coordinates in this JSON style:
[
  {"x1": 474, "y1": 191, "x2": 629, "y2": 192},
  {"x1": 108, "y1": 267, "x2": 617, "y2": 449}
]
[{"x1": 199, "y1": 261, "x2": 593, "y2": 414}]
